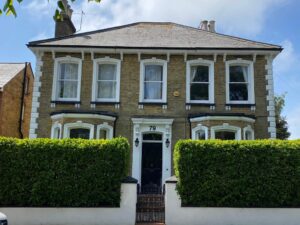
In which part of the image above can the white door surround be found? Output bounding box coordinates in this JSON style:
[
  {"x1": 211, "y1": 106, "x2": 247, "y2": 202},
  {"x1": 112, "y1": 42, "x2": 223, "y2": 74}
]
[{"x1": 131, "y1": 118, "x2": 173, "y2": 187}]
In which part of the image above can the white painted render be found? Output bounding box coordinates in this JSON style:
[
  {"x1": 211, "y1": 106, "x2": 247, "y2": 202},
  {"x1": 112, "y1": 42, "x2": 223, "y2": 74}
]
[
  {"x1": 0, "y1": 183, "x2": 137, "y2": 225},
  {"x1": 165, "y1": 181, "x2": 300, "y2": 225}
]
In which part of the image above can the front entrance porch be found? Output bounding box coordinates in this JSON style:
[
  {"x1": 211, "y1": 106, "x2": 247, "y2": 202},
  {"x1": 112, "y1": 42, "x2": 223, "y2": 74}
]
[{"x1": 131, "y1": 118, "x2": 173, "y2": 192}]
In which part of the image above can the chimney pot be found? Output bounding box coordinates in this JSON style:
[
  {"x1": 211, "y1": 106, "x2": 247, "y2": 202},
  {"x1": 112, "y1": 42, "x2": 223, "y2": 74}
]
[
  {"x1": 199, "y1": 20, "x2": 208, "y2": 31},
  {"x1": 208, "y1": 20, "x2": 216, "y2": 32}
]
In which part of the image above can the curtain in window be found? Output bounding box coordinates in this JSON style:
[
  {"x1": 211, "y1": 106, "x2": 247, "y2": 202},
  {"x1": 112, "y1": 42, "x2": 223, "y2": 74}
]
[
  {"x1": 190, "y1": 65, "x2": 209, "y2": 101},
  {"x1": 97, "y1": 64, "x2": 117, "y2": 99},
  {"x1": 144, "y1": 65, "x2": 163, "y2": 100},
  {"x1": 58, "y1": 63, "x2": 79, "y2": 99}
]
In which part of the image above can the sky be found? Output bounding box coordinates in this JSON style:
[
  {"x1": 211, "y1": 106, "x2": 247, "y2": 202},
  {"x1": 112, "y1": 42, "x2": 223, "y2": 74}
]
[{"x1": 0, "y1": 0, "x2": 299, "y2": 139}]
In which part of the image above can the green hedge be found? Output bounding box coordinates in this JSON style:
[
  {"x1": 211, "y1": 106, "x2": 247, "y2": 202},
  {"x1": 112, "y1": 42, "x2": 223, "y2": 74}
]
[
  {"x1": 174, "y1": 140, "x2": 300, "y2": 207},
  {"x1": 0, "y1": 137, "x2": 130, "y2": 207}
]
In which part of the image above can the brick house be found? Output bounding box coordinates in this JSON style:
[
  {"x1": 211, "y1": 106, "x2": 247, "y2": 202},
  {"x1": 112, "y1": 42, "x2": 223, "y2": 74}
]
[
  {"x1": 0, "y1": 63, "x2": 34, "y2": 138},
  {"x1": 27, "y1": 5, "x2": 281, "y2": 193}
]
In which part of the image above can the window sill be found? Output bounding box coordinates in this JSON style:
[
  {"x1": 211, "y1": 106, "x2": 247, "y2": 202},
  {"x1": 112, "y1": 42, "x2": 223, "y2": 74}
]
[
  {"x1": 226, "y1": 103, "x2": 256, "y2": 107},
  {"x1": 91, "y1": 101, "x2": 120, "y2": 105},
  {"x1": 139, "y1": 102, "x2": 167, "y2": 105},
  {"x1": 186, "y1": 103, "x2": 215, "y2": 106},
  {"x1": 51, "y1": 100, "x2": 81, "y2": 105}
]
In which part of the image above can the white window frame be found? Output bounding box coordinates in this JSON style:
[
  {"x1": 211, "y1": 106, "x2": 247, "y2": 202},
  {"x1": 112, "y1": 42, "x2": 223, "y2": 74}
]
[
  {"x1": 139, "y1": 58, "x2": 167, "y2": 103},
  {"x1": 186, "y1": 58, "x2": 214, "y2": 104},
  {"x1": 51, "y1": 122, "x2": 62, "y2": 139},
  {"x1": 225, "y1": 59, "x2": 255, "y2": 104},
  {"x1": 192, "y1": 124, "x2": 208, "y2": 140},
  {"x1": 211, "y1": 123, "x2": 242, "y2": 140},
  {"x1": 92, "y1": 57, "x2": 121, "y2": 102},
  {"x1": 63, "y1": 122, "x2": 94, "y2": 139},
  {"x1": 96, "y1": 123, "x2": 113, "y2": 139},
  {"x1": 52, "y1": 56, "x2": 82, "y2": 102},
  {"x1": 243, "y1": 125, "x2": 255, "y2": 140}
]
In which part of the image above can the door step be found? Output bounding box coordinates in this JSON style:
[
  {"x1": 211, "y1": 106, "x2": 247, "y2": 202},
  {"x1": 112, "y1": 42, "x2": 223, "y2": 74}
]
[{"x1": 136, "y1": 194, "x2": 165, "y2": 224}]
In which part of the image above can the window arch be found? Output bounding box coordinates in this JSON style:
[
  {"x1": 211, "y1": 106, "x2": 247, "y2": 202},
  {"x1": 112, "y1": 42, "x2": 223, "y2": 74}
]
[
  {"x1": 139, "y1": 58, "x2": 168, "y2": 103},
  {"x1": 225, "y1": 59, "x2": 254, "y2": 104},
  {"x1": 186, "y1": 58, "x2": 214, "y2": 104},
  {"x1": 63, "y1": 122, "x2": 94, "y2": 139},
  {"x1": 51, "y1": 122, "x2": 62, "y2": 139},
  {"x1": 243, "y1": 125, "x2": 255, "y2": 140},
  {"x1": 52, "y1": 56, "x2": 82, "y2": 102},
  {"x1": 96, "y1": 123, "x2": 113, "y2": 139},
  {"x1": 92, "y1": 57, "x2": 121, "y2": 102},
  {"x1": 211, "y1": 123, "x2": 242, "y2": 140},
  {"x1": 192, "y1": 124, "x2": 208, "y2": 140}
]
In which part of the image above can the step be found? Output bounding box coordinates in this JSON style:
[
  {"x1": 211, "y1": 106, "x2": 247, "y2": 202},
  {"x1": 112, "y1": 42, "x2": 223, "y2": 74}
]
[{"x1": 136, "y1": 223, "x2": 165, "y2": 225}]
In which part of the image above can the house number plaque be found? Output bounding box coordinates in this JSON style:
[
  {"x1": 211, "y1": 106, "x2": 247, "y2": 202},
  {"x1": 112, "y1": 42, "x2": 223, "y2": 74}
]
[{"x1": 149, "y1": 126, "x2": 157, "y2": 131}]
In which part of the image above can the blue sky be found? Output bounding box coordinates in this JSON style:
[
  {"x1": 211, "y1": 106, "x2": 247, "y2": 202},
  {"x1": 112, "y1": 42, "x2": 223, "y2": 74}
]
[{"x1": 1, "y1": 0, "x2": 299, "y2": 138}]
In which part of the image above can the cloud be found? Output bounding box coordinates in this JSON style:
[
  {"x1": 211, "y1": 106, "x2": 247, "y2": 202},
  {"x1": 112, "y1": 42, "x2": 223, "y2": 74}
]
[
  {"x1": 68, "y1": 0, "x2": 286, "y2": 36},
  {"x1": 23, "y1": 0, "x2": 56, "y2": 17}
]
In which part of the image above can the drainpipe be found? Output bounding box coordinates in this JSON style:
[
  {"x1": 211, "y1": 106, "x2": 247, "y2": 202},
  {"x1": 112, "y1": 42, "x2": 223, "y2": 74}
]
[
  {"x1": 113, "y1": 116, "x2": 118, "y2": 138},
  {"x1": 188, "y1": 116, "x2": 192, "y2": 139},
  {"x1": 19, "y1": 62, "x2": 27, "y2": 139}
]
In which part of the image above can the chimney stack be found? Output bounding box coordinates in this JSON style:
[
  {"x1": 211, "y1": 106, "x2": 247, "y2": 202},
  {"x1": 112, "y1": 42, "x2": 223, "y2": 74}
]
[
  {"x1": 55, "y1": 0, "x2": 76, "y2": 38},
  {"x1": 199, "y1": 20, "x2": 208, "y2": 31},
  {"x1": 208, "y1": 20, "x2": 216, "y2": 32}
]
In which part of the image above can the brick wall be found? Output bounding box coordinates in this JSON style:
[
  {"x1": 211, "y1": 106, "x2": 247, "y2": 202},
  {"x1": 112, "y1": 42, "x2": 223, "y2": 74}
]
[
  {"x1": 0, "y1": 65, "x2": 33, "y2": 138},
  {"x1": 36, "y1": 52, "x2": 269, "y2": 143}
]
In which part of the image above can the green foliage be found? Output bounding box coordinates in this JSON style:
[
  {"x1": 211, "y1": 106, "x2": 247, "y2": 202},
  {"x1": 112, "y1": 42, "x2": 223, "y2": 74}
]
[
  {"x1": 1, "y1": 0, "x2": 101, "y2": 19},
  {"x1": 275, "y1": 94, "x2": 290, "y2": 139},
  {"x1": 0, "y1": 137, "x2": 130, "y2": 207},
  {"x1": 174, "y1": 140, "x2": 300, "y2": 207}
]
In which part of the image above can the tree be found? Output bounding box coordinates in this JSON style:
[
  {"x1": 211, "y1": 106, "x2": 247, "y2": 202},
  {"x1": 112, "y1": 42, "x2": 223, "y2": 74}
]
[
  {"x1": 0, "y1": 0, "x2": 101, "y2": 20},
  {"x1": 275, "y1": 93, "x2": 290, "y2": 140}
]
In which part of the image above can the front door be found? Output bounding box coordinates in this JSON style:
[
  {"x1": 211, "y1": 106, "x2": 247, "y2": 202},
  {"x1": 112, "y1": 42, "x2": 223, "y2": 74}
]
[{"x1": 141, "y1": 133, "x2": 163, "y2": 194}]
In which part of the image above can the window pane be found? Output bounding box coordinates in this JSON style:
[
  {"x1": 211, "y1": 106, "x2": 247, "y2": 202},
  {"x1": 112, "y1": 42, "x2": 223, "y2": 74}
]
[
  {"x1": 58, "y1": 80, "x2": 78, "y2": 98},
  {"x1": 230, "y1": 66, "x2": 248, "y2": 82},
  {"x1": 144, "y1": 82, "x2": 162, "y2": 99},
  {"x1": 230, "y1": 83, "x2": 248, "y2": 101},
  {"x1": 70, "y1": 128, "x2": 90, "y2": 139},
  {"x1": 60, "y1": 63, "x2": 78, "y2": 80},
  {"x1": 97, "y1": 81, "x2": 116, "y2": 99},
  {"x1": 99, "y1": 129, "x2": 107, "y2": 139},
  {"x1": 145, "y1": 65, "x2": 163, "y2": 81},
  {"x1": 191, "y1": 66, "x2": 209, "y2": 82},
  {"x1": 143, "y1": 133, "x2": 162, "y2": 141},
  {"x1": 196, "y1": 130, "x2": 206, "y2": 140},
  {"x1": 215, "y1": 131, "x2": 236, "y2": 140},
  {"x1": 191, "y1": 83, "x2": 209, "y2": 100},
  {"x1": 98, "y1": 64, "x2": 116, "y2": 80},
  {"x1": 53, "y1": 127, "x2": 60, "y2": 139},
  {"x1": 245, "y1": 131, "x2": 252, "y2": 140}
]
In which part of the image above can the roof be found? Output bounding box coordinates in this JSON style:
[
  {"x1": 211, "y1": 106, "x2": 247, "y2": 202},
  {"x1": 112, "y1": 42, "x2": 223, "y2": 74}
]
[
  {"x1": 0, "y1": 63, "x2": 26, "y2": 90},
  {"x1": 28, "y1": 22, "x2": 282, "y2": 51}
]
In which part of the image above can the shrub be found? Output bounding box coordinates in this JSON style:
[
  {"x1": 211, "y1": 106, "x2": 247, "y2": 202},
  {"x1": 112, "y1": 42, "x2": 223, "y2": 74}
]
[
  {"x1": 0, "y1": 137, "x2": 130, "y2": 207},
  {"x1": 174, "y1": 140, "x2": 300, "y2": 207}
]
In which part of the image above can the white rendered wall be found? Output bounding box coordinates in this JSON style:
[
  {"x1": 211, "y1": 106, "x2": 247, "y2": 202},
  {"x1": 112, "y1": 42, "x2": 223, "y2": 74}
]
[
  {"x1": 0, "y1": 183, "x2": 136, "y2": 225},
  {"x1": 165, "y1": 181, "x2": 300, "y2": 225}
]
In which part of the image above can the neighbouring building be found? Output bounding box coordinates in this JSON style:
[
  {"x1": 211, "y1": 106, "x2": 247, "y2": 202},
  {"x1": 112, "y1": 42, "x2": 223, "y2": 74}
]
[
  {"x1": 27, "y1": 2, "x2": 282, "y2": 193},
  {"x1": 0, "y1": 63, "x2": 34, "y2": 138}
]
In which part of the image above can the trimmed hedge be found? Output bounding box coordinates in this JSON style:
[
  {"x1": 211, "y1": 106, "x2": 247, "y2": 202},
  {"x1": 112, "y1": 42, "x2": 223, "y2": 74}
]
[
  {"x1": 174, "y1": 140, "x2": 300, "y2": 207},
  {"x1": 0, "y1": 137, "x2": 130, "y2": 207}
]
